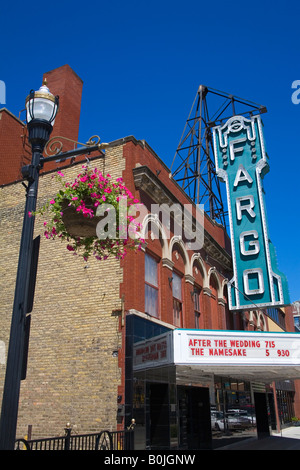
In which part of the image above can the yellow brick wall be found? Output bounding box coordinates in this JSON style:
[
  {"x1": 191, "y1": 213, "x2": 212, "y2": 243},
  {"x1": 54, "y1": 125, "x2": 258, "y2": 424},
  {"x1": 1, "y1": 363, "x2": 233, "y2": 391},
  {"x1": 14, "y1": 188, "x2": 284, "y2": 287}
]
[{"x1": 0, "y1": 144, "x2": 125, "y2": 439}]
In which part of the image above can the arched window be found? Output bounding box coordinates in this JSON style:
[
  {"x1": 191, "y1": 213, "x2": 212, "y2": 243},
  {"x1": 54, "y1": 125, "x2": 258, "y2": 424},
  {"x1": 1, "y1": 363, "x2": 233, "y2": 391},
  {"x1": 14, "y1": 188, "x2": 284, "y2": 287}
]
[
  {"x1": 209, "y1": 272, "x2": 219, "y2": 330},
  {"x1": 223, "y1": 283, "x2": 234, "y2": 330},
  {"x1": 192, "y1": 258, "x2": 205, "y2": 329},
  {"x1": 245, "y1": 310, "x2": 267, "y2": 331},
  {"x1": 172, "y1": 271, "x2": 183, "y2": 327},
  {"x1": 171, "y1": 243, "x2": 185, "y2": 328},
  {"x1": 145, "y1": 253, "x2": 159, "y2": 318},
  {"x1": 143, "y1": 215, "x2": 163, "y2": 319},
  {"x1": 257, "y1": 310, "x2": 267, "y2": 331}
]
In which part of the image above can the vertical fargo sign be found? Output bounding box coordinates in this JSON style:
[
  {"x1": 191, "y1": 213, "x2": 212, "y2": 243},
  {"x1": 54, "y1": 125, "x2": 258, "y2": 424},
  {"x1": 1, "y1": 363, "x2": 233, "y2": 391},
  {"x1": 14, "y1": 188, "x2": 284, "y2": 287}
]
[{"x1": 213, "y1": 115, "x2": 289, "y2": 310}]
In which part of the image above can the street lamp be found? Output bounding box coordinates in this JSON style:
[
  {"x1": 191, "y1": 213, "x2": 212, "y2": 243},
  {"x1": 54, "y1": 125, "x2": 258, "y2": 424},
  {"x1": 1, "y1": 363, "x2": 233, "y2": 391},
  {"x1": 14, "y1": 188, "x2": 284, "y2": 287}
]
[
  {"x1": 26, "y1": 80, "x2": 58, "y2": 124},
  {"x1": 0, "y1": 81, "x2": 59, "y2": 450},
  {"x1": 25, "y1": 80, "x2": 59, "y2": 151}
]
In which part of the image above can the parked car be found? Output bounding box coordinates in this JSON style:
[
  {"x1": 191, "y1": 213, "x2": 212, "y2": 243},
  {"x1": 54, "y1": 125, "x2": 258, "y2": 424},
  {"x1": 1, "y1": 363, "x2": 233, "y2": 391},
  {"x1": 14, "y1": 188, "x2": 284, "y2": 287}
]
[{"x1": 212, "y1": 409, "x2": 252, "y2": 431}]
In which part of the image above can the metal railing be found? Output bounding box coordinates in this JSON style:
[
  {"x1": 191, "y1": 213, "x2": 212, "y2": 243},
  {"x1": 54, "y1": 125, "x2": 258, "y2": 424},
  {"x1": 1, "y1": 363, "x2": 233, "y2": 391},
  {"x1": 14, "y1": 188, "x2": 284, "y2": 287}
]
[{"x1": 15, "y1": 425, "x2": 135, "y2": 451}]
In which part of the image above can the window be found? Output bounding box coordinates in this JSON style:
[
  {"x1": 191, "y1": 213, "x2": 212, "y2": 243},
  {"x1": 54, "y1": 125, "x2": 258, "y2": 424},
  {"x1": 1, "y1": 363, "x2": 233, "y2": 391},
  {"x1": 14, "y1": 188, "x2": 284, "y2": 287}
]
[
  {"x1": 266, "y1": 307, "x2": 286, "y2": 330},
  {"x1": 145, "y1": 254, "x2": 159, "y2": 317},
  {"x1": 193, "y1": 287, "x2": 201, "y2": 328},
  {"x1": 172, "y1": 272, "x2": 182, "y2": 327}
]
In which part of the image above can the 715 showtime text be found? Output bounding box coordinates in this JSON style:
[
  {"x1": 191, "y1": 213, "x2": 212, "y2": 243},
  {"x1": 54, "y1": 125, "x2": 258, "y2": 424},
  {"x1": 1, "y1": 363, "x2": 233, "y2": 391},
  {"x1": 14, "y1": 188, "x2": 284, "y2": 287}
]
[{"x1": 188, "y1": 338, "x2": 290, "y2": 357}]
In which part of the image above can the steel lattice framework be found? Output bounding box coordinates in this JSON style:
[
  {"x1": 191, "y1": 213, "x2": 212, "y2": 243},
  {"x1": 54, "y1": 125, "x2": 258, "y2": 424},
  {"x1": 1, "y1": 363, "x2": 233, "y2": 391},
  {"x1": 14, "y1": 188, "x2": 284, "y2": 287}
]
[{"x1": 170, "y1": 85, "x2": 267, "y2": 228}]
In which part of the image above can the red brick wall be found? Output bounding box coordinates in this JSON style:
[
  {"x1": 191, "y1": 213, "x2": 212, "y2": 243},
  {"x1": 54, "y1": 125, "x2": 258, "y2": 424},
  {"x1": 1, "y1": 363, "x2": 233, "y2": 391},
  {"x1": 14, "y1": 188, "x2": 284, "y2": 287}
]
[
  {"x1": 294, "y1": 380, "x2": 300, "y2": 419},
  {"x1": 0, "y1": 110, "x2": 26, "y2": 185}
]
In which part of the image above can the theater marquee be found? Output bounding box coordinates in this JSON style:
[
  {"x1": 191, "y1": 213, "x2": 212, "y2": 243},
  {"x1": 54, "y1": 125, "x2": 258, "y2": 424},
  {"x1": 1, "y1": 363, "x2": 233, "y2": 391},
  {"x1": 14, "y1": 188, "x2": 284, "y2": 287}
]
[
  {"x1": 132, "y1": 326, "x2": 300, "y2": 382},
  {"x1": 172, "y1": 330, "x2": 300, "y2": 382},
  {"x1": 173, "y1": 329, "x2": 300, "y2": 367},
  {"x1": 212, "y1": 115, "x2": 290, "y2": 310}
]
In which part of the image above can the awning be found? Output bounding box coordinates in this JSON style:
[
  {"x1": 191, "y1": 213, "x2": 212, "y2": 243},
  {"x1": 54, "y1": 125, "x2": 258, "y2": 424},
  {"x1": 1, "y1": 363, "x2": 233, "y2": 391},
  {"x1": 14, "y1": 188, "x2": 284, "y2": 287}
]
[{"x1": 133, "y1": 328, "x2": 300, "y2": 383}]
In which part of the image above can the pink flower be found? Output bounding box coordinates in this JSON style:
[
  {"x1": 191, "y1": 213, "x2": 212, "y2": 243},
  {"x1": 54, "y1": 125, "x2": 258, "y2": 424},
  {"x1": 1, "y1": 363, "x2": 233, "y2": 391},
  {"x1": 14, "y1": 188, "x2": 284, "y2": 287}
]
[
  {"x1": 50, "y1": 199, "x2": 55, "y2": 204},
  {"x1": 71, "y1": 196, "x2": 78, "y2": 200},
  {"x1": 57, "y1": 171, "x2": 64, "y2": 177},
  {"x1": 28, "y1": 211, "x2": 32, "y2": 217},
  {"x1": 66, "y1": 245, "x2": 75, "y2": 251}
]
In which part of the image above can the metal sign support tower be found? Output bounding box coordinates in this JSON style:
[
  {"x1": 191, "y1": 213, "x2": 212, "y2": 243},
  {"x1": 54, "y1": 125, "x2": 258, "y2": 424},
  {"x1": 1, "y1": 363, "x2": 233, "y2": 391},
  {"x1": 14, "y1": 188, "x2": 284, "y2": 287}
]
[{"x1": 170, "y1": 85, "x2": 267, "y2": 228}]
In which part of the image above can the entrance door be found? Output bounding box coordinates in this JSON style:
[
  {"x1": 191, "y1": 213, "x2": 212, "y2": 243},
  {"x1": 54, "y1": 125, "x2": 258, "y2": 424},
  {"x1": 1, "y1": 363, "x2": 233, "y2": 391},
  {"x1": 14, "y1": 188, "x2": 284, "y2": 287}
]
[
  {"x1": 268, "y1": 392, "x2": 277, "y2": 430},
  {"x1": 254, "y1": 392, "x2": 270, "y2": 438},
  {"x1": 178, "y1": 386, "x2": 212, "y2": 449},
  {"x1": 149, "y1": 383, "x2": 170, "y2": 449}
]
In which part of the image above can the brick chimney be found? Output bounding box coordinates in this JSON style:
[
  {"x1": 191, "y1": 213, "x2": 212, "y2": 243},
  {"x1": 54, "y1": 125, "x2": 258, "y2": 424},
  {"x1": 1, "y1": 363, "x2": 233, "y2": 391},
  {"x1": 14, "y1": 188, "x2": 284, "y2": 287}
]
[
  {"x1": 0, "y1": 65, "x2": 83, "y2": 185},
  {"x1": 42, "y1": 64, "x2": 83, "y2": 157}
]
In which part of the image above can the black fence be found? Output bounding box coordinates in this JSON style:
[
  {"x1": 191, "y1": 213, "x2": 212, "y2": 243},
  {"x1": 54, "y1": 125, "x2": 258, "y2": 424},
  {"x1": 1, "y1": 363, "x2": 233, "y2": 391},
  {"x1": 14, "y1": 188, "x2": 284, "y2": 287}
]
[{"x1": 15, "y1": 427, "x2": 134, "y2": 450}]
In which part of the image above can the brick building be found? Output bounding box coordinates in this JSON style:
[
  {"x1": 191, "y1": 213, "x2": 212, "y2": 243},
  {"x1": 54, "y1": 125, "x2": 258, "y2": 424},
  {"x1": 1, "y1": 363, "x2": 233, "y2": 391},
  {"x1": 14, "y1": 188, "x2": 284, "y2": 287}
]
[{"x1": 1, "y1": 65, "x2": 300, "y2": 449}]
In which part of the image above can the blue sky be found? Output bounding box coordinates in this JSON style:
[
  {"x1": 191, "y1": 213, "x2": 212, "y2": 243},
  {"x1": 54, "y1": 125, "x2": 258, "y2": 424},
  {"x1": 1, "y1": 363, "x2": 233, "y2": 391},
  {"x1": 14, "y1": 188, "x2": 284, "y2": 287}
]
[{"x1": 1, "y1": 0, "x2": 300, "y2": 303}]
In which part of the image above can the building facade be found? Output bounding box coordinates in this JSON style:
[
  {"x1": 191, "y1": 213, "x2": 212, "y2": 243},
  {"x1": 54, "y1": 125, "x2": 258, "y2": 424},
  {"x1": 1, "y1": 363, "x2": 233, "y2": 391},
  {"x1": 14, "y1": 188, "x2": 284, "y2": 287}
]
[{"x1": 0, "y1": 65, "x2": 300, "y2": 449}]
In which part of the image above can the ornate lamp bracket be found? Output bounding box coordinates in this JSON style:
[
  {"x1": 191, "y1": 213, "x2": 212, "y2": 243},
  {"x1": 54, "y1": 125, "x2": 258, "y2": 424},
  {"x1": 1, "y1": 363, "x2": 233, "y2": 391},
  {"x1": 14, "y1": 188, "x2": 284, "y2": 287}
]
[
  {"x1": 45, "y1": 134, "x2": 107, "y2": 156},
  {"x1": 41, "y1": 134, "x2": 109, "y2": 166}
]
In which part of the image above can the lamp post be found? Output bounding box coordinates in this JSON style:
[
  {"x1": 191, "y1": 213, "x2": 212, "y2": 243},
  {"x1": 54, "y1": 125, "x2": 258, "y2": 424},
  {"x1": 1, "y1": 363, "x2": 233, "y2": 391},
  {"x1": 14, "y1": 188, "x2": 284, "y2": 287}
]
[
  {"x1": 0, "y1": 80, "x2": 107, "y2": 450},
  {"x1": 0, "y1": 81, "x2": 59, "y2": 450}
]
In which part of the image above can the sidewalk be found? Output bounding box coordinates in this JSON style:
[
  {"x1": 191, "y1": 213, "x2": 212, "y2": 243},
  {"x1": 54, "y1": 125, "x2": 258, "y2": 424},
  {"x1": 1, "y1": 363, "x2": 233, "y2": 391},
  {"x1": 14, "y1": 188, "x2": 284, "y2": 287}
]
[
  {"x1": 273, "y1": 425, "x2": 300, "y2": 440},
  {"x1": 217, "y1": 426, "x2": 300, "y2": 450}
]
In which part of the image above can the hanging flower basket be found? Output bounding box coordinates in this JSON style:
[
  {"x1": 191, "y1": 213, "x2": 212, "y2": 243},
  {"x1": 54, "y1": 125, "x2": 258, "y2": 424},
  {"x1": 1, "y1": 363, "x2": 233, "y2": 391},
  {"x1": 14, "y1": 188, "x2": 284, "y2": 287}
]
[
  {"x1": 60, "y1": 198, "x2": 104, "y2": 238},
  {"x1": 31, "y1": 165, "x2": 144, "y2": 261}
]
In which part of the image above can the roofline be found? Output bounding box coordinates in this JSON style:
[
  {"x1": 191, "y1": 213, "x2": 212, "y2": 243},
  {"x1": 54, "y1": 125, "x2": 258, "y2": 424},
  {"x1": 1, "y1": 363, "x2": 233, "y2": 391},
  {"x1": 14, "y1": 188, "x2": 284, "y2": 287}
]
[{"x1": 0, "y1": 107, "x2": 25, "y2": 126}]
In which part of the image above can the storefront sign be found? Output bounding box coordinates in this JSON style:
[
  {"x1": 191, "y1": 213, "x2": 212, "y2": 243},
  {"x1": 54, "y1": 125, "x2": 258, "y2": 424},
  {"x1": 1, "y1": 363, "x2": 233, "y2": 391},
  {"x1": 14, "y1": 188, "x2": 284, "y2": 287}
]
[
  {"x1": 212, "y1": 115, "x2": 290, "y2": 310},
  {"x1": 133, "y1": 332, "x2": 173, "y2": 370},
  {"x1": 173, "y1": 330, "x2": 300, "y2": 367}
]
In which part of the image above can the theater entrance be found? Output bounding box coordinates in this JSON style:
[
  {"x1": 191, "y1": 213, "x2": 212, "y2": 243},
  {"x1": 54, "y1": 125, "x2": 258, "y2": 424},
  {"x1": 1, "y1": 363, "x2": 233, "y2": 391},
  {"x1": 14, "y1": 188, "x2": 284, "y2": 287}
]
[
  {"x1": 178, "y1": 386, "x2": 212, "y2": 449},
  {"x1": 148, "y1": 383, "x2": 170, "y2": 449},
  {"x1": 254, "y1": 392, "x2": 270, "y2": 438}
]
